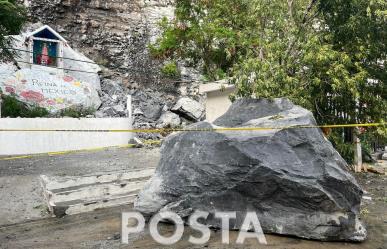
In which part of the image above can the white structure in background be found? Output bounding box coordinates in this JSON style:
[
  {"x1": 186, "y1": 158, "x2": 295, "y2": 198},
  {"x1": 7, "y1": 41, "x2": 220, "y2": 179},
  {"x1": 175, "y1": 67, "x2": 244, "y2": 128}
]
[
  {"x1": 0, "y1": 24, "x2": 101, "y2": 112},
  {"x1": 0, "y1": 95, "x2": 134, "y2": 156},
  {"x1": 382, "y1": 146, "x2": 387, "y2": 160},
  {"x1": 199, "y1": 80, "x2": 236, "y2": 122},
  {"x1": 0, "y1": 117, "x2": 133, "y2": 155}
]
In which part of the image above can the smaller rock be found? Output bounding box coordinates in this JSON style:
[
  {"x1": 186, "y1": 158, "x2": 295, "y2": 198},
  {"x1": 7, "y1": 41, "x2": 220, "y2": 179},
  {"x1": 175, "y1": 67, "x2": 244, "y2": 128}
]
[
  {"x1": 129, "y1": 137, "x2": 144, "y2": 148},
  {"x1": 95, "y1": 111, "x2": 105, "y2": 118},
  {"x1": 133, "y1": 108, "x2": 144, "y2": 116},
  {"x1": 142, "y1": 104, "x2": 163, "y2": 120},
  {"x1": 162, "y1": 105, "x2": 169, "y2": 112},
  {"x1": 100, "y1": 107, "x2": 116, "y2": 117},
  {"x1": 113, "y1": 233, "x2": 121, "y2": 240},
  {"x1": 172, "y1": 97, "x2": 204, "y2": 121},
  {"x1": 156, "y1": 112, "x2": 181, "y2": 128},
  {"x1": 112, "y1": 105, "x2": 126, "y2": 115}
]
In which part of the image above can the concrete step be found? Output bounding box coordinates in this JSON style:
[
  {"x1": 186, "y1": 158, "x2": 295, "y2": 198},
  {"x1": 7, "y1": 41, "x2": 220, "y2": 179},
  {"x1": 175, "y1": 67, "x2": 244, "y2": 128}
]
[{"x1": 40, "y1": 168, "x2": 155, "y2": 217}]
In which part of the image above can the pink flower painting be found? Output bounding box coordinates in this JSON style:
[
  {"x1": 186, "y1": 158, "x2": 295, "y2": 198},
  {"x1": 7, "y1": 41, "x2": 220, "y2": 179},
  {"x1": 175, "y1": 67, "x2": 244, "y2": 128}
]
[
  {"x1": 5, "y1": 86, "x2": 15, "y2": 94},
  {"x1": 46, "y1": 99, "x2": 56, "y2": 106},
  {"x1": 63, "y1": 76, "x2": 74, "y2": 82},
  {"x1": 20, "y1": 90, "x2": 45, "y2": 103}
]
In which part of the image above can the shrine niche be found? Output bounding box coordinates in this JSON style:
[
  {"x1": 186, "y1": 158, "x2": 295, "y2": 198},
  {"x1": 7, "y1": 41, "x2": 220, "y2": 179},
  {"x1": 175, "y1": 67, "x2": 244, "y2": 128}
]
[
  {"x1": 33, "y1": 41, "x2": 58, "y2": 67},
  {"x1": 0, "y1": 24, "x2": 102, "y2": 112},
  {"x1": 27, "y1": 25, "x2": 66, "y2": 69}
]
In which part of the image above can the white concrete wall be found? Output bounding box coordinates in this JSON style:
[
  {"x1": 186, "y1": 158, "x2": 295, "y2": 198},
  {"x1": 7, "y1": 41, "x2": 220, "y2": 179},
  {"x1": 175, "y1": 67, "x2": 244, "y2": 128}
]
[
  {"x1": 205, "y1": 88, "x2": 235, "y2": 122},
  {"x1": 0, "y1": 118, "x2": 133, "y2": 155}
]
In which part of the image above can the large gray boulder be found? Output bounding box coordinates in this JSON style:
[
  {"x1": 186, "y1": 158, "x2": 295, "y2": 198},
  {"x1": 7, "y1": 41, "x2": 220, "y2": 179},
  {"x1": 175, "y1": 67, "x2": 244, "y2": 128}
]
[{"x1": 135, "y1": 98, "x2": 366, "y2": 242}]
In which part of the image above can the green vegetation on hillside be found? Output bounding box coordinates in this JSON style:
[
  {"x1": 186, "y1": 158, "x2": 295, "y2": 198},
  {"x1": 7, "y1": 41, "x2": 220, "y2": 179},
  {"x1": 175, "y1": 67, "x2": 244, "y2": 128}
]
[
  {"x1": 1, "y1": 94, "x2": 49, "y2": 118},
  {"x1": 0, "y1": 0, "x2": 26, "y2": 62},
  {"x1": 150, "y1": 0, "x2": 386, "y2": 161}
]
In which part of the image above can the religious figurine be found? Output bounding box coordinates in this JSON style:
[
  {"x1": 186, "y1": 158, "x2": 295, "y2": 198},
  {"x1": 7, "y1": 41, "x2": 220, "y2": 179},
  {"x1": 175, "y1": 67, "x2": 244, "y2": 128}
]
[{"x1": 40, "y1": 43, "x2": 50, "y2": 66}]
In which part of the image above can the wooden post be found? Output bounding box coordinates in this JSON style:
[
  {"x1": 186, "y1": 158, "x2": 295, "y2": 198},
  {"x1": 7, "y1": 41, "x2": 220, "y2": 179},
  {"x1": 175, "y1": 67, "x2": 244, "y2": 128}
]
[{"x1": 353, "y1": 131, "x2": 363, "y2": 173}]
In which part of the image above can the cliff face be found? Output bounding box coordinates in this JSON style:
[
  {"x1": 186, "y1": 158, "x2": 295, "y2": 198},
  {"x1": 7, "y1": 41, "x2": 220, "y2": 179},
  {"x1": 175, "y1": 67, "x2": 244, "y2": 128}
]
[
  {"x1": 23, "y1": 0, "x2": 175, "y2": 87},
  {"x1": 20, "y1": 0, "x2": 204, "y2": 135}
]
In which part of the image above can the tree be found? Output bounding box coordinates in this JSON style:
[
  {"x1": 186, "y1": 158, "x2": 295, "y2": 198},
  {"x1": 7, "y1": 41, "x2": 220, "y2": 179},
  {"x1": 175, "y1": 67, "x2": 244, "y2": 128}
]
[
  {"x1": 150, "y1": 0, "x2": 386, "y2": 127},
  {"x1": 151, "y1": 0, "x2": 386, "y2": 159},
  {"x1": 0, "y1": 0, "x2": 26, "y2": 62}
]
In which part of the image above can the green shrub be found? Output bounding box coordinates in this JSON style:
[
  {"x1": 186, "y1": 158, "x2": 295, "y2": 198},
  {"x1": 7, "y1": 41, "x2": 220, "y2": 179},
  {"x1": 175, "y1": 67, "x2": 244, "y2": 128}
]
[
  {"x1": 161, "y1": 61, "x2": 180, "y2": 78},
  {"x1": 328, "y1": 129, "x2": 354, "y2": 165},
  {"x1": 1, "y1": 94, "x2": 49, "y2": 118},
  {"x1": 58, "y1": 106, "x2": 95, "y2": 118}
]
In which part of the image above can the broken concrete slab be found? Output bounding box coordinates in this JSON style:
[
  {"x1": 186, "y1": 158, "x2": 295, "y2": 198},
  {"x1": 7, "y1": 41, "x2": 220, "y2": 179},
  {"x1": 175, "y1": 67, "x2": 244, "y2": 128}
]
[
  {"x1": 135, "y1": 98, "x2": 366, "y2": 242},
  {"x1": 41, "y1": 168, "x2": 155, "y2": 217}
]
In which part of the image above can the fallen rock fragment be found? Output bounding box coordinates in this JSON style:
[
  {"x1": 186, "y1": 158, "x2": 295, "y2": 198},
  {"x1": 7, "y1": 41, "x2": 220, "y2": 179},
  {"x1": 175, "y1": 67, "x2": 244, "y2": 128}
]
[
  {"x1": 171, "y1": 97, "x2": 204, "y2": 121},
  {"x1": 156, "y1": 111, "x2": 181, "y2": 129},
  {"x1": 135, "y1": 98, "x2": 367, "y2": 242}
]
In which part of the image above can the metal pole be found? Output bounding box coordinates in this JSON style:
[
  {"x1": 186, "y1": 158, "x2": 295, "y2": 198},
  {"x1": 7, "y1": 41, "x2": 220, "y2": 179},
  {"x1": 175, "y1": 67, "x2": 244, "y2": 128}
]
[
  {"x1": 353, "y1": 130, "x2": 363, "y2": 172},
  {"x1": 0, "y1": 93, "x2": 2, "y2": 118},
  {"x1": 127, "y1": 95, "x2": 132, "y2": 122}
]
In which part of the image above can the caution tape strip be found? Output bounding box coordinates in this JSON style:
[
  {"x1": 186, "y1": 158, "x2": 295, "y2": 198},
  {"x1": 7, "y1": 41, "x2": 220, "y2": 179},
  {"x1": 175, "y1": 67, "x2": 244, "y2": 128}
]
[
  {"x1": 0, "y1": 123, "x2": 384, "y2": 161},
  {"x1": 0, "y1": 140, "x2": 161, "y2": 161},
  {"x1": 0, "y1": 122, "x2": 384, "y2": 133}
]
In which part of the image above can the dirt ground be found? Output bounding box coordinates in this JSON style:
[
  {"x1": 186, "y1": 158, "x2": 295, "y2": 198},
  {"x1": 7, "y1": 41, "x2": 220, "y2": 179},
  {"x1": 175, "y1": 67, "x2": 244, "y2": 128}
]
[
  {"x1": 0, "y1": 148, "x2": 386, "y2": 249},
  {"x1": 0, "y1": 147, "x2": 160, "y2": 225}
]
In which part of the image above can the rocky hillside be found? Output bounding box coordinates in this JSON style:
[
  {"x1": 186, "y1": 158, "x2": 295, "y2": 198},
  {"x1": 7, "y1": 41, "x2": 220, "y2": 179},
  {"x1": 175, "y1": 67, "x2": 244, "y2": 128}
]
[
  {"x1": 20, "y1": 0, "x2": 204, "y2": 138},
  {"x1": 23, "y1": 0, "x2": 175, "y2": 86}
]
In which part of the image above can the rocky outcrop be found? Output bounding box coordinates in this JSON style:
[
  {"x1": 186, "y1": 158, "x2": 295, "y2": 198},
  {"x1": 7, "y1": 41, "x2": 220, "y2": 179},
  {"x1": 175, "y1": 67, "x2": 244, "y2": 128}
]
[
  {"x1": 135, "y1": 98, "x2": 366, "y2": 242},
  {"x1": 21, "y1": 0, "x2": 207, "y2": 125},
  {"x1": 23, "y1": 0, "x2": 175, "y2": 86},
  {"x1": 96, "y1": 78, "x2": 203, "y2": 138},
  {"x1": 0, "y1": 68, "x2": 101, "y2": 112}
]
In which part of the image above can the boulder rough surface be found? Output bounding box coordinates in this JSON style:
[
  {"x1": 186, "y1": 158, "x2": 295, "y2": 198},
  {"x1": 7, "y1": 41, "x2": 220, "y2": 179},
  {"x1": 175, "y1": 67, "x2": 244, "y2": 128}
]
[{"x1": 135, "y1": 98, "x2": 366, "y2": 242}]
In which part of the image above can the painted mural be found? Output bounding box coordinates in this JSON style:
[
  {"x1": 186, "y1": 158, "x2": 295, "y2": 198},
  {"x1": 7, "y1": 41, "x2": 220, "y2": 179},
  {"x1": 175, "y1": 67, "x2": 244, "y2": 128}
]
[{"x1": 1, "y1": 68, "x2": 101, "y2": 112}]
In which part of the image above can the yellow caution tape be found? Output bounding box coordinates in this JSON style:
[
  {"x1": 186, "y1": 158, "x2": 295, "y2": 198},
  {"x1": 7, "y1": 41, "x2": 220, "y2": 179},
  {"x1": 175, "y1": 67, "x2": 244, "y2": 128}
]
[
  {"x1": 0, "y1": 122, "x2": 384, "y2": 133},
  {"x1": 0, "y1": 141, "x2": 161, "y2": 161},
  {"x1": 0, "y1": 123, "x2": 384, "y2": 161}
]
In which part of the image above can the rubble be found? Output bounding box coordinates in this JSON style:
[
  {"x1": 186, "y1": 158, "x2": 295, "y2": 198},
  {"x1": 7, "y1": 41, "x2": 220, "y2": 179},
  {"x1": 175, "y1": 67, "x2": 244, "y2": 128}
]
[
  {"x1": 156, "y1": 111, "x2": 181, "y2": 128},
  {"x1": 135, "y1": 98, "x2": 366, "y2": 242},
  {"x1": 171, "y1": 97, "x2": 205, "y2": 121},
  {"x1": 96, "y1": 78, "x2": 203, "y2": 138}
]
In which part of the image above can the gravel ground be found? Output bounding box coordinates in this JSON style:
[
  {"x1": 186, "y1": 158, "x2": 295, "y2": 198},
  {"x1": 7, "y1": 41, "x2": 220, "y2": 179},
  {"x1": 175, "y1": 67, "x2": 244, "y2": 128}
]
[
  {"x1": 0, "y1": 147, "x2": 160, "y2": 225},
  {"x1": 0, "y1": 149, "x2": 386, "y2": 249}
]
